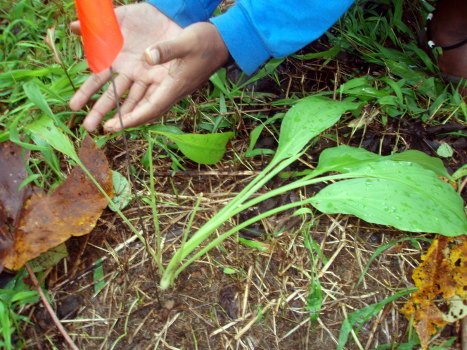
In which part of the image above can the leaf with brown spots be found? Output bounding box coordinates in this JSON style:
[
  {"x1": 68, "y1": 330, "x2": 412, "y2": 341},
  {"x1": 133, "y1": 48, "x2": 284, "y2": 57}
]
[
  {"x1": 0, "y1": 135, "x2": 113, "y2": 271},
  {"x1": 401, "y1": 235, "x2": 467, "y2": 349}
]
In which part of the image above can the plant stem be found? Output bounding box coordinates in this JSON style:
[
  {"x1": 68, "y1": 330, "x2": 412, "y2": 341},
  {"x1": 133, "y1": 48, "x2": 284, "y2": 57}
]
[
  {"x1": 77, "y1": 160, "x2": 159, "y2": 264},
  {"x1": 147, "y1": 135, "x2": 163, "y2": 273},
  {"x1": 25, "y1": 263, "x2": 79, "y2": 350},
  {"x1": 159, "y1": 171, "x2": 361, "y2": 289},
  {"x1": 174, "y1": 196, "x2": 317, "y2": 279}
]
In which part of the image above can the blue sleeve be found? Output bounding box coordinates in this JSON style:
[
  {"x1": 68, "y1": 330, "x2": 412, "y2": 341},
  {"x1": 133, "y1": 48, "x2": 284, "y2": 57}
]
[
  {"x1": 210, "y1": 1, "x2": 356, "y2": 74},
  {"x1": 147, "y1": 0, "x2": 356, "y2": 75},
  {"x1": 147, "y1": 0, "x2": 221, "y2": 28}
]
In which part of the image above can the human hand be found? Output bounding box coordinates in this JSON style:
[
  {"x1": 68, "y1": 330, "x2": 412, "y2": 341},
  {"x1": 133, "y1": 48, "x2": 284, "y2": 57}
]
[{"x1": 70, "y1": 3, "x2": 229, "y2": 133}]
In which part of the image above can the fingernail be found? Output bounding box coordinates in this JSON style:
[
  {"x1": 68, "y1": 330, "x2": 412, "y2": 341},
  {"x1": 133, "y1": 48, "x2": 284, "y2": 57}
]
[
  {"x1": 104, "y1": 120, "x2": 124, "y2": 133},
  {"x1": 103, "y1": 121, "x2": 116, "y2": 133},
  {"x1": 145, "y1": 48, "x2": 159, "y2": 65}
]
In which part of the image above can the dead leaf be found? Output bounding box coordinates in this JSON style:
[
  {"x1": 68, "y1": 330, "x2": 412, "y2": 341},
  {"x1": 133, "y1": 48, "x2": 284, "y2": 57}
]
[
  {"x1": 1, "y1": 135, "x2": 113, "y2": 271},
  {"x1": 0, "y1": 141, "x2": 32, "y2": 263},
  {"x1": 401, "y1": 235, "x2": 467, "y2": 349},
  {"x1": 219, "y1": 285, "x2": 239, "y2": 319},
  {"x1": 44, "y1": 26, "x2": 62, "y2": 65},
  {"x1": 0, "y1": 141, "x2": 32, "y2": 225}
]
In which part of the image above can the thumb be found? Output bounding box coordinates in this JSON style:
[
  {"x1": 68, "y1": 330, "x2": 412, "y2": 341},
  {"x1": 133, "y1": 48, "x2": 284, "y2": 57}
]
[
  {"x1": 144, "y1": 35, "x2": 193, "y2": 65},
  {"x1": 70, "y1": 20, "x2": 81, "y2": 35}
]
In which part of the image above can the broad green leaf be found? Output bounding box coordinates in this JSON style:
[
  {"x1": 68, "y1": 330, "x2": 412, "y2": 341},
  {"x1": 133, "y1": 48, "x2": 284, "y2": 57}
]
[
  {"x1": 275, "y1": 97, "x2": 360, "y2": 161},
  {"x1": 154, "y1": 131, "x2": 234, "y2": 165},
  {"x1": 311, "y1": 161, "x2": 467, "y2": 236},
  {"x1": 26, "y1": 117, "x2": 78, "y2": 161},
  {"x1": 111, "y1": 171, "x2": 131, "y2": 211},
  {"x1": 388, "y1": 150, "x2": 451, "y2": 179},
  {"x1": 313, "y1": 146, "x2": 451, "y2": 180},
  {"x1": 312, "y1": 145, "x2": 381, "y2": 176}
]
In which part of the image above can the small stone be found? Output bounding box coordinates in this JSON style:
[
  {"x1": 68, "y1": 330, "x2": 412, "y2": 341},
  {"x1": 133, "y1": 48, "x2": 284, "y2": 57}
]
[{"x1": 164, "y1": 300, "x2": 175, "y2": 310}]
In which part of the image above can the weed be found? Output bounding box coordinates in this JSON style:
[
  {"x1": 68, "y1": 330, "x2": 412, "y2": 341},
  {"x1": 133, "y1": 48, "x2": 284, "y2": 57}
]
[{"x1": 0, "y1": 269, "x2": 39, "y2": 349}]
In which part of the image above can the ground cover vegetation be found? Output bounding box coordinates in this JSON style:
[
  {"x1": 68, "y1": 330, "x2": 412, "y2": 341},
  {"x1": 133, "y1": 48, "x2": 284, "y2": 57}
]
[{"x1": 0, "y1": 0, "x2": 466, "y2": 349}]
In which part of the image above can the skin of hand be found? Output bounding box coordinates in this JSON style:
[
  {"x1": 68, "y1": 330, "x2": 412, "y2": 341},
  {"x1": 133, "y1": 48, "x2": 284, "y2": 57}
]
[{"x1": 70, "y1": 3, "x2": 229, "y2": 133}]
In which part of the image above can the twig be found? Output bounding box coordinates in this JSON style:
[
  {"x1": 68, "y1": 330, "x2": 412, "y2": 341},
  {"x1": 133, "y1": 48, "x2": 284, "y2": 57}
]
[
  {"x1": 459, "y1": 176, "x2": 467, "y2": 195},
  {"x1": 462, "y1": 316, "x2": 467, "y2": 350},
  {"x1": 25, "y1": 263, "x2": 79, "y2": 350},
  {"x1": 109, "y1": 66, "x2": 159, "y2": 274}
]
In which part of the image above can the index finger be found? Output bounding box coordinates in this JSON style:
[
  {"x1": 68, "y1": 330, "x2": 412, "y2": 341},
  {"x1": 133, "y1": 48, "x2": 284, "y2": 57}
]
[
  {"x1": 69, "y1": 69, "x2": 112, "y2": 111},
  {"x1": 103, "y1": 76, "x2": 183, "y2": 132}
]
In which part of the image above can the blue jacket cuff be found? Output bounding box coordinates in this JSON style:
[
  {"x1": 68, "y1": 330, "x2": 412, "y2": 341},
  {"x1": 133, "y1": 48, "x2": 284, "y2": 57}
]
[
  {"x1": 147, "y1": 0, "x2": 220, "y2": 28},
  {"x1": 211, "y1": 6, "x2": 269, "y2": 75}
]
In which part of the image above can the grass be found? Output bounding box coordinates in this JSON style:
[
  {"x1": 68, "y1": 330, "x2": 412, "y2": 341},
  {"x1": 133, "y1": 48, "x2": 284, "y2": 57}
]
[{"x1": 0, "y1": 0, "x2": 466, "y2": 348}]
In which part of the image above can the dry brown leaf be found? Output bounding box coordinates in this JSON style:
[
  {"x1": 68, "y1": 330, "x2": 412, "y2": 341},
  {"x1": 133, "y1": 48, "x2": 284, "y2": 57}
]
[
  {"x1": 1, "y1": 136, "x2": 113, "y2": 271},
  {"x1": 401, "y1": 234, "x2": 467, "y2": 349},
  {"x1": 0, "y1": 141, "x2": 32, "y2": 263}
]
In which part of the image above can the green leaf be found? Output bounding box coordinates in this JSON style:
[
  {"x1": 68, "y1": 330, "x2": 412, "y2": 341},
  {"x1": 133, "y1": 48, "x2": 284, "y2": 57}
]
[
  {"x1": 111, "y1": 171, "x2": 131, "y2": 211},
  {"x1": 26, "y1": 117, "x2": 78, "y2": 162},
  {"x1": 292, "y1": 45, "x2": 341, "y2": 60},
  {"x1": 436, "y1": 143, "x2": 454, "y2": 158},
  {"x1": 239, "y1": 58, "x2": 284, "y2": 89},
  {"x1": 306, "y1": 278, "x2": 323, "y2": 324},
  {"x1": 148, "y1": 124, "x2": 185, "y2": 135},
  {"x1": 23, "y1": 81, "x2": 73, "y2": 137},
  {"x1": 93, "y1": 259, "x2": 106, "y2": 294},
  {"x1": 28, "y1": 244, "x2": 68, "y2": 273},
  {"x1": 386, "y1": 60, "x2": 428, "y2": 87},
  {"x1": 10, "y1": 291, "x2": 39, "y2": 304},
  {"x1": 311, "y1": 161, "x2": 467, "y2": 236},
  {"x1": 154, "y1": 131, "x2": 234, "y2": 165},
  {"x1": 313, "y1": 145, "x2": 381, "y2": 176},
  {"x1": 245, "y1": 113, "x2": 282, "y2": 157},
  {"x1": 388, "y1": 149, "x2": 451, "y2": 179},
  {"x1": 336, "y1": 289, "x2": 414, "y2": 350},
  {"x1": 23, "y1": 81, "x2": 55, "y2": 120},
  {"x1": 452, "y1": 165, "x2": 467, "y2": 181},
  {"x1": 223, "y1": 267, "x2": 237, "y2": 275},
  {"x1": 246, "y1": 124, "x2": 266, "y2": 156},
  {"x1": 275, "y1": 97, "x2": 360, "y2": 162},
  {"x1": 238, "y1": 237, "x2": 270, "y2": 252},
  {"x1": 356, "y1": 237, "x2": 431, "y2": 286},
  {"x1": 209, "y1": 68, "x2": 230, "y2": 97},
  {"x1": 29, "y1": 133, "x2": 63, "y2": 179},
  {"x1": 313, "y1": 146, "x2": 452, "y2": 180}
]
